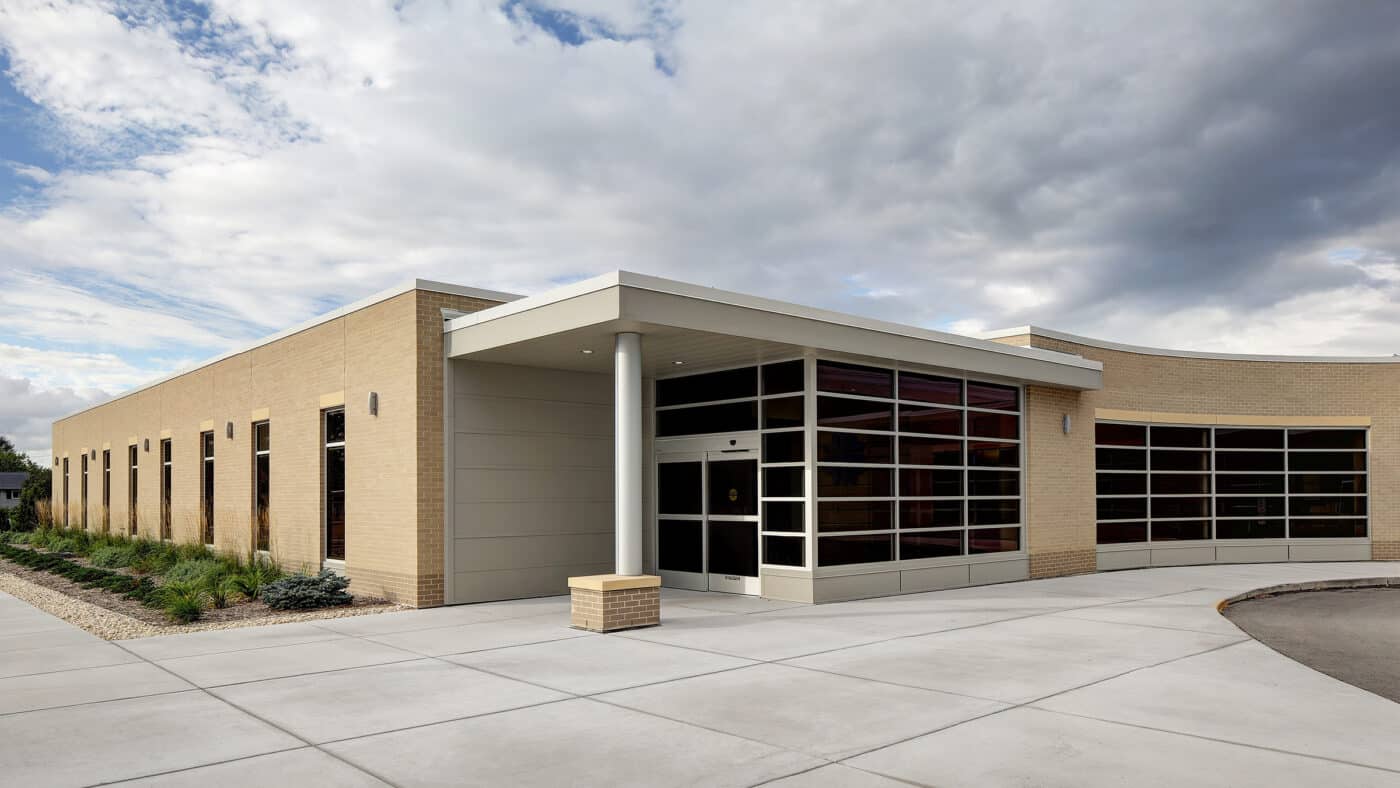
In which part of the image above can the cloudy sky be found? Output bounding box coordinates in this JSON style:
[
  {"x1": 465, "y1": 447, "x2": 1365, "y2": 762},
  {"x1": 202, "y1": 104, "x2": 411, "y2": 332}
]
[{"x1": 2, "y1": 0, "x2": 1400, "y2": 461}]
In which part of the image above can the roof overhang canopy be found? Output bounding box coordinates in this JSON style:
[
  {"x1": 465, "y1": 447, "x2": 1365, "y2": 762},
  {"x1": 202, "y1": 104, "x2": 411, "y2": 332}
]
[{"x1": 445, "y1": 272, "x2": 1103, "y2": 390}]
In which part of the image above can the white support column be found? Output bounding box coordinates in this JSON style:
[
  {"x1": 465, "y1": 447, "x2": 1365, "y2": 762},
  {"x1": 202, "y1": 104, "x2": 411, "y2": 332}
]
[{"x1": 614, "y1": 332, "x2": 644, "y2": 576}]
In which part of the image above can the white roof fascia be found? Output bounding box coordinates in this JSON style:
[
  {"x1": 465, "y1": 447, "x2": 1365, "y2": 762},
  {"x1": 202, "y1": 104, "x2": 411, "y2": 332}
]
[
  {"x1": 447, "y1": 271, "x2": 1102, "y2": 374},
  {"x1": 56, "y1": 279, "x2": 521, "y2": 423},
  {"x1": 982, "y1": 325, "x2": 1400, "y2": 364}
]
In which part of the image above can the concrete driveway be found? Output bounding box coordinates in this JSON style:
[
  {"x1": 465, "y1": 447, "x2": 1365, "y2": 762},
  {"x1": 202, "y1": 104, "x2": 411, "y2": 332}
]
[{"x1": 2, "y1": 562, "x2": 1399, "y2": 787}]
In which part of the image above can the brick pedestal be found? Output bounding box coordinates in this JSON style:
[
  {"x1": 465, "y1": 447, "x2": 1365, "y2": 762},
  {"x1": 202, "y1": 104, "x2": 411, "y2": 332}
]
[{"x1": 568, "y1": 574, "x2": 661, "y2": 632}]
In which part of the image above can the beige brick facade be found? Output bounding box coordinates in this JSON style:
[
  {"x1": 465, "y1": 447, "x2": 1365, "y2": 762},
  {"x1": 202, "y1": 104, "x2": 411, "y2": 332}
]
[
  {"x1": 51, "y1": 285, "x2": 505, "y2": 607},
  {"x1": 1002, "y1": 333, "x2": 1400, "y2": 565},
  {"x1": 569, "y1": 586, "x2": 661, "y2": 632}
]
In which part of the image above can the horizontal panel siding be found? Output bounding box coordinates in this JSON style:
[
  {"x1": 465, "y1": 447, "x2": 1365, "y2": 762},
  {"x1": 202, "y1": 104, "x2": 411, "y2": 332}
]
[{"x1": 451, "y1": 362, "x2": 615, "y2": 604}]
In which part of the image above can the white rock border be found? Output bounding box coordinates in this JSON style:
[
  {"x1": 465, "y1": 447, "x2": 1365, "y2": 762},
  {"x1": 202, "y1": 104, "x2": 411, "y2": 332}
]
[{"x1": 0, "y1": 571, "x2": 407, "y2": 640}]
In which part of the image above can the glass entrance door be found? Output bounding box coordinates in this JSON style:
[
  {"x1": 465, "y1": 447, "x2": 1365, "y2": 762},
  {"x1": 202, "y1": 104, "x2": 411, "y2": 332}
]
[{"x1": 656, "y1": 450, "x2": 761, "y2": 595}]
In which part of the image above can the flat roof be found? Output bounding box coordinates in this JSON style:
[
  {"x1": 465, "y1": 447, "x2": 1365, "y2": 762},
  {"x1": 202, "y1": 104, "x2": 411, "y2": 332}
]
[
  {"x1": 445, "y1": 272, "x2": 1104, "y2": 389},
  {"x1": 983, "y1": 325, "x2": 1400, "y2": 364},
  {"x1": 55, "y1": 279, "x2": 521, "y2": 423}
]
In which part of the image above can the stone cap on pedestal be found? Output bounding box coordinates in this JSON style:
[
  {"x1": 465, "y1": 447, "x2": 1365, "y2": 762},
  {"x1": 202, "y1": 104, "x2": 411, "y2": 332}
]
[{"x1": 568, "y1": 574, "x2": 661, "y2": 592}]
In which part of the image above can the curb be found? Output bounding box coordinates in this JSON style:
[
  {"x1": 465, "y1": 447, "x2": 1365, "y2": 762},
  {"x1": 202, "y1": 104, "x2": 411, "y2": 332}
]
[{"x1": 1218, "y1": 577, "x2": 1400, "y2": 612}]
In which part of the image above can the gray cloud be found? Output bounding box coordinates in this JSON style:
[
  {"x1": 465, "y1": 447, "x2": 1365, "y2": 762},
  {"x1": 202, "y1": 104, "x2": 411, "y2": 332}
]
[{"x1": 2, "y1": 0, "x2": 1400, "y2": 457}]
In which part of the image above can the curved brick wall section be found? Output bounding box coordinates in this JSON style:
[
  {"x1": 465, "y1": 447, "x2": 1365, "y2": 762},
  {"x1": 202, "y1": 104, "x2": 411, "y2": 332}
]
[{"x1": 1003, "y1": 333, "x2": 1400, "y2": 567}]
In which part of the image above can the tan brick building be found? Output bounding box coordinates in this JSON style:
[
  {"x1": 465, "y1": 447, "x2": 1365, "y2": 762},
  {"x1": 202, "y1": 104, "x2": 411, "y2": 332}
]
[{"x1": 50, "y1": 274, "x2": 1398, "y2": 608}]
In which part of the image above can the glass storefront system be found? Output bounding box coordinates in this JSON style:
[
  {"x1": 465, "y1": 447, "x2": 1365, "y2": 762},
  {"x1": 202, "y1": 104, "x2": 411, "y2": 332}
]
[{"x1": 654, "y1": 357, "x2": 1025, "y2": 581}]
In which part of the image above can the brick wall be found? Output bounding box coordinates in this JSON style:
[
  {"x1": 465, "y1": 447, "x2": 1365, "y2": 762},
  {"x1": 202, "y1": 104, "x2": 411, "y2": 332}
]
[
  {"x1": 997, "y1": 333, "x2": 1400, "y2": 564},
  {"x1": 51, "y1": 285, "x2": 506, "y2": 607}
]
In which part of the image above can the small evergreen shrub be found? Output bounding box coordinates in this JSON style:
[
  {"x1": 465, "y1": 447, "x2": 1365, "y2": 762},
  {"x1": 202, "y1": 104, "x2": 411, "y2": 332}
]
[
  {"x1": 261, "y1": 570, "x2": 352, "y2": 610},
  {"x1": 164, "y1": 558, "x2": 223, "y2": 584},
  {"x1": 90, "y1": 544, "x2": 138, "y2": 568},
  {"x1": 157, "y1": 580, "x2": 209, "y2": 623}
]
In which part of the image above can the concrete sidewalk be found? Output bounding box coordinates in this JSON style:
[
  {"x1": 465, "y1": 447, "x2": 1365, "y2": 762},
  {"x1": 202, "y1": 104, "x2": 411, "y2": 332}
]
[{"x1": 2, "y1": 562, "x2": 1399, "y2": 787}]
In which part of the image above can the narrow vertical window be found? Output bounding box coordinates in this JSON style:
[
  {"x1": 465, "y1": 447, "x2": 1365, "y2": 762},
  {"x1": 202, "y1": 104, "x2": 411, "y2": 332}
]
[
  {"x1": 102, "y1": 450, "x2": 111, "y2": 532},
  {"x1": 253, "y1": 421, "x2": 270, "y2": 552},
  {"x1": 128, "y1": 445, "x2": 138, "y2": 535},
  {"x1": 160, "y1": 439, "x2": 172, "y2": 540},
  {"x1": 201, "y1": 431, "x2": 215, "y2": 546},
  {"x1": 80, "y1": 454, "x2": 89, "y2": 529},
  {"x1": 324, "y1": 409, "x2": 346, "y2": 561},
  {"x1": 62, "y1": 458, "x2": 69, "y2": 527}
]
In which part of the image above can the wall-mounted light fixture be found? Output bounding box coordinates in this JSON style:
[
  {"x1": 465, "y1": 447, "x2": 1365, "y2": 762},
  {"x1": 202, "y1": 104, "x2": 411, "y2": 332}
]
[
  {"x1": 368, "y1": 391, "x2": 379, "y2": 417},
  {"x1": 143, "y1": 438, "x2": 150, "y2": 452},
  {"x1": 580, "y1": 349, "x2": 594, "y2": 355},
  {"x1": 1063, "y1": 414, "x2": 1072, "y2": 435},
  {"x1": 226, "y1": 421, "x2": 234, "y2": 439},
  {"x1": 671, "y1": 360, "x2": 685, "y2": 366},
  {"x1": 91, "y1": 450, "x2": 97, "y2": 460}
]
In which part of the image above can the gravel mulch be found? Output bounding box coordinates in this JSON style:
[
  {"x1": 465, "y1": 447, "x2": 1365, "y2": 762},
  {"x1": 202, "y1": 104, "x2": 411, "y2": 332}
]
[{"x1": 0, "y1": 557, "x2": 406, "y2": 640}]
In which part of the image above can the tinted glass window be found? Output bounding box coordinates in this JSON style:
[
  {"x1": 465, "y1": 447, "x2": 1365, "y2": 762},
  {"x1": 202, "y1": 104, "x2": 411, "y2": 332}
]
[
  {"x1": 656, "y1": 366, "x2": 756, "y2": 406},
  {"x1": 1215, "y1": 474, "x2": 1284, "y2": 494},
  {"x1": 763, "y1": 535, "x2": 804, "y2": 566},
  {"x1": 1151, "y1": 497, "x2": 1210, "y2": 519},
  {"x1": 817, "y1": 501, "x2": 892, "y2": 532},
  {"x1": 898, "y1": 372, "x2": 961, "y2": 405},
  {"x1": 817, "y1": 467, "x2": 892, "y2": 497},
  {"x1": 898, "y1": 405, "x2": 962, "y2": 436},
  {"x1": 708, "y1": 522, "x2": 758, "y2": 576},
  {"x1": 656, "y1": 401, "x2": 758, "y2": 437},
  {"x1": 1215, "y1": 497, "x2": 1284, "y2": 517},
  {"x1": 1215, "y1": 428, "x2": 1282, "y2": 449},
  {"x1": 1096, "y1": 423, "x2": 1146, "y2": 446},
  {"x1": 1151, "y1": 426, "x2": 1209, "y2": 448},
  {"x1": 899, "y1": 500, "x2": 962, "y2": 528},
  {"x1": 1150, "y1": 473, "x2": 1210, "y2": 495},
  {"x1": 325, "y1": 410, "x2": 346, "y2": 443},
  {"x1": 899, "y1": 469, "x2": 962, "y2": 497},
  {"x1": 762, "y1": 467, "x2": 803, "y2": 498},
  {"x1": 1288, "y1": 452, "x2": 1366, "y2": 472},
  {"x1": 658, "y1": 462, "x2": 702, "y2": 514},
  {"x1": 1215, "y1": 451, "x2": 1284, "y2": 471},
  {"x1": 968, "y1": 499, "x2": 1019, "y2": 525},
  {"x1": 763, "y1": 502, "x2": 804, "y2": 532},
  {"x1": 762, "y1": 397, "x2": 804, "y2": 429},
  {"x1": 1289, "y1": 496, "x2": 1366, "y2": 517},
  {"x1": 818, "y1": 533, "x2": 893, "y2": 566},
  {"x1": 1097, "y1": 521, "x2": 1147, "y2": 544},
  {"x1": 1097, "y1": 473, "x2": 1146, "y2": 496},
  {"x1": 1288, "y1": 429, "x2": 1365, "y2": 450},
  {"x1": 1216, "y1": 519, "x2": 1284, "y2": 539},
  {"x1": 968, "y1": 441, "x2": 1018, "y2": 467},
  {"x1": 899, "y1": 437, "x2": 962, "y2": 466},
  {"x1": 1097, "y1": 447, "x2": 1146, "y2": 470},
  {"x1": 818, "y1": 432, "x2": 893, "y2": 464},
  {"x1": 968, "y1": 527, "x2": 1019, "y2": 553},
  {"x1": 708, "y1": 459, "x2": 757, "y2": 516},
  {"x1": 1097, "y1": 497, "x2": 1147, "y2": 521},
  {"x1": 1150, "y1": 520, "x2": 1210, "y2": 541},
  {"x1": 965, "y1": 382, "x2": 1018, "y2": 411},
  {"x1": 762, "y1": 431, "x2": 804, "y2": 463},
  {"x1": 1290, "y1": 519, "x2": 1367, "y2": 538},
  {"x1": 1151, "y1": 450, "x2": 1209, "y2": 471},
  {"x1": 254, "y1": 422, "x2": 270, "y2": 452},
  {"x1": 900, "y1": 531, "x2": 962, "y2": 559},
  {"x1": 761, "y1": 360, "x2": 804, "y2": 395},
  {"x1": 658, "y1": 520, "x2": 703, "y2": 573},
  {"x1": 816, "y1": 361, "x2": 892, "y2": 398},
  {"x1": 817, "y1": 397, "x2": 893, "y2": 431},
  {"x1": 969, "y1": 470, "x2": 1020, "y2": 497},
  {"x1": 967, "y1": 411, "x2": 1019, "y2": 440},
  {"x1": 1289, "y1": 474, "x2": 1366, "y2": 494}
]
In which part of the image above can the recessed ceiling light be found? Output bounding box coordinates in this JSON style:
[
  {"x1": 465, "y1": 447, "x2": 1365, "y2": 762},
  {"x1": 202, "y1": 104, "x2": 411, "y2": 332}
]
[
  {"x1": 581, "y1": 349, "x2": 594, "y2": 355},
  {"x1": 672, "y1": 360, "x2": 685, "y2": 365}
]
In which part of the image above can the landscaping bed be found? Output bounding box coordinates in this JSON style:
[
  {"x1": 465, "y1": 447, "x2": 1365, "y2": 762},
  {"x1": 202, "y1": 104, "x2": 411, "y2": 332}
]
[{"x1": 0, "y1": 527, "x2": 398, "y2": 634}]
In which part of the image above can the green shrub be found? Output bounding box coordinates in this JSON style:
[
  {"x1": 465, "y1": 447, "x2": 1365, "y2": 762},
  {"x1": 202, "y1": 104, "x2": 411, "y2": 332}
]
[
  {"x1": 175, "y1": 542, "x2": 213, "y2": 563},
  {"x1": 261, "y1": 570, "x2": 351, "y2": 610},
  {"x1": 205, "y1": 575, "x2": 241, "y2": 609},
  {"x1": 164, "y1": 558, "x2": 223, "y2": 584},
  {"x1": 228, "y1": 553, "x2": 283, "y2": 601},
  {"x1": 157, "y1": 580, "x2": 209, "y2": 623},
  {"x1": 49, "y1": 537, "x2": 84, "y2": 555},
  {"x1": 90, "y1": 544, "x2": 138, "y2": 568}
]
